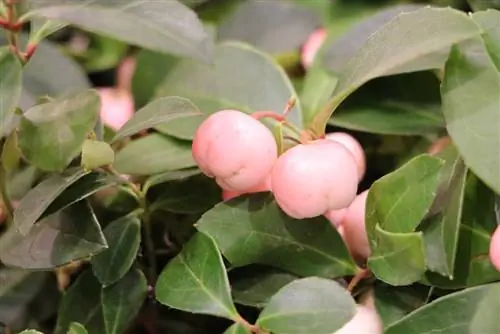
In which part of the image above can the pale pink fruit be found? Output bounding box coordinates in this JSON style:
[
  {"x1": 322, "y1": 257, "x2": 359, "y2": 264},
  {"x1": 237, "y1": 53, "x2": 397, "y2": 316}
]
[
  {"x1": 271, "y1": 139, "x2": 358, "y2": 219},
  {"x1": 489, "y1": 225, "x2": 500, "y2": 271},
  {"x1": 326, "y1": 132, "x2": 366, "y2": 182},
  {"x1": 192, "y1": 110, "x2": 278, "y2": 192},
  {"x1": 301, "y1": 28, "x2": 327, "y2": 69},
  {"x1": 117, "y1": 56, "x2": 137, "y2": 91},
  {"x1": 325, "y1": 208, "x2": 347, "y2": 228},
  {"x1": 334, "y1": 305, "x2": 383, "y2": 334},
  {"x1": 98, "y1": 87, "x2": 135, "y2": 131},
  {"x1": 222, "y1": 176, "x2": 271, "y2": 201},
  {"x1": 342, "y1": 190, "x2": 371, "y2": 260}
]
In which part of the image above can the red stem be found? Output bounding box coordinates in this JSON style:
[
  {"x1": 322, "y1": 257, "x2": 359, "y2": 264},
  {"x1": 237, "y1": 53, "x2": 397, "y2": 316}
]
[{"x1": 251, "y1": 111, "x2": 285, "y2": 122}]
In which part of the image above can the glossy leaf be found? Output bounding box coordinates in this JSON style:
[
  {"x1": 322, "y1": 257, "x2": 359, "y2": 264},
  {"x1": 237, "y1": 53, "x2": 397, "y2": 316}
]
[
  {"x1": 143, "y1": 168, "x2": 201, "y2": 193},
  {"x1": 81, "y1": 140, "x2": 115, "y2": 170},
  {"x1": 0, "y1": 49, "x2": 22, "y2": 138},
  {"x1": 18, "y1": 89, "x2": 100, "y2": 171},
  {"x1": 223, "y1": 323, "x2": 251, "y2": 334},
  {"x1": 441, "y1": 36, "x2": 500, "y2": 194},
  {"x1": 28, "y1": 17, "x2": 68, "y2": 44},
  {"x1": 55, "y1": 269, "x2": 105, "y2": 334},
  {"x1": 256, "y1": 277, "x2": 356, "y2": 334},
  {"x1": 91, "y1": 216, "x2": 141, "y2": 287},
  {"x1": 300, "y1": 66, "x2": 338, "y2": 122},
  {"x1": 156, "y1": 41, "x2": 303, "y2": 138},
  {"x1": 217, "y1": 0, "x2": 320, "y2": 54},
  {"x1": 67, "y1": 322, "x2": 88, "y2": 334},
  {"x1": 0, "y1": 201, "x2": 107, "y2": 270},
  {"x1": 155, "y1": 232, "x2": 239, "y2": 320},
  {"x1": 112, "y1": 96, "x2": 203, "y2": 142},
  {"x1": 101, "y1": 269, "x2": 148, "y2": 334},
  {"x1": 13, "y1": 167, "x2": 90, "y2": 235},
  {"x1": 385, "y1": 282, "x2": 500, "y2": 333},
  {"x1": 196, "y1": 193, "x2": 359, "y2": 278},
  {"x1": 114, "y1": 133, "x2": 195, "y2": 176},
  {"x1": 24, "y1": 0, "x2": 213, "y2": 62},
  {"x1": 310, "y1": 7, "x2": 482, "y2": 134}
]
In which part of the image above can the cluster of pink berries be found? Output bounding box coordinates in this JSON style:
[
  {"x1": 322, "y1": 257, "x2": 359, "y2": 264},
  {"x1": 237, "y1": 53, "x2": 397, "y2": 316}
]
[{"x1": 192, "y1": 109, "x2": 371, "y2": 261}]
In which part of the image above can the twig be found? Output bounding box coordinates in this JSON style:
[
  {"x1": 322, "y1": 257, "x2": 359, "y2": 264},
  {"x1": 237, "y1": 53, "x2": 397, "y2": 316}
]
[{"x1": 347, "y1": 268, "x2": 372, "y2": 293}]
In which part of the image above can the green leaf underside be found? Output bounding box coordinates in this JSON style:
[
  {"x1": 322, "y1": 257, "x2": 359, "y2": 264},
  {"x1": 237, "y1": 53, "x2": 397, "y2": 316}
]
[{"x1": 0, "y1": 50, "x2": 22, "y2": 137}]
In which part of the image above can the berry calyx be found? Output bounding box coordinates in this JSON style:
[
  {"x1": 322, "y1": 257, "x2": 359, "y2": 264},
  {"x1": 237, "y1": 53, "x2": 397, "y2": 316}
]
[
  {"x1": 341, "y1": 190, "x2": 370, "y2": 260},
  {"x1": 271, "y1": 139, "x2": 358, "y2": 219},
  {"x1": 192, "y1": 110, "x2": 278, "y2": 192},
  {"x1": 326, "y1": 132, "x2": 366, "y2": 182},
  {"x1": 490, "y1": 224, "x2": 500, "y2": 271}
]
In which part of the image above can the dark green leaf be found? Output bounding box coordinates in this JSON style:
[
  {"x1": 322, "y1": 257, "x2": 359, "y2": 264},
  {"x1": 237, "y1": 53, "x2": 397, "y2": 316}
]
[
  {"x1": 101, "y1": 269, "x2": 148, "y2": 334},
  {"x1": 223, "y1": 323, "x2": 251, "y2": 334},
  {"x1": 196, "y1": 193, "x2": 358, "y2": 278},
  {"x1": 256, "y1": 277, "x2": 356, "y2": 334},
  {"x1": 156, "y1": 41, "x2": 303, "y2": 138},
  {"x1": 13, "y1": 167, "x2": 89, "y2": 235},
  {"x1": 468, "y1": 0, "x2": 500, "y2": 11},
  {"x1": 441, "y1": 36, "x2": 500, "y2": 194},
  {"x1": 55, "y1": 269, "x2": 105, "y2": 334},
  {"x1": 81, "y1": 140, "x2": 115, "y2": 170},
  {"x1": 91, "y1": 216, "x2": 141, "y2": 287},
  {"x1": 217, "y1": 0, "x2": 320, "y2": 54},
  {"x1": 18, "y1": 330, "x2": 43, "y2": 334},
  {"x1": 0, "y1": 49, "x2": 22, "y2": 137},
  {"x1": 1, "y1": 131, "x2": 21, "y2": 175},
  {"x1": 300, "y1": 65, "x2": 338, "y2": 122},
  {"x1": 230, "y1": 266, "x2": 299, "y2": 308},
  {"x1": 155, "y1": 232, "x2": 239, "y2": 320},
  {"x1": 143, "y1": 168, "x2": 201, "y2": 193},
  {"x1": 385, "y1": 282, "x2": 500, "y2": 334},
  {"x1": 113, "y1": 96, "x2": 203, "y2": 142},
  {"x1": 0, "y1": 201, "x2": 107, "y2": 270},
  {"x1": 472, "y1": 10, "x2": 500, "y2": 69},
  {"x1": 114, "y1": 133, "x2": 195, "y2": 176},
  {"x1": 18, "y1": 89, "x2": 100, "y2": 172},
  {"x1": 25, "y1": 0, "x2": 213, "y2": 62},
  {"x1": 68, "y1": 322, "x2": 88, "y2": 334},
  {"x1": 28, "y1": 17, "x2": 68, "y2": 44}
]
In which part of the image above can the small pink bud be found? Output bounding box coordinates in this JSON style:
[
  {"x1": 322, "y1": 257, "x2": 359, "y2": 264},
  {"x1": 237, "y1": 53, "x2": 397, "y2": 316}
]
[
  {"x1": 489, "y1": 225, "x2": 500, "y2": 271},
  {"x1": 271, "y1": 139, "x2": 358, "y2": 219},
  {"x1": 192, "y1": 110, "x2": 278, "y2": 192},
  {"x1": 222, "y1": 176, "x2": 271, "y2": 201},
  {"x1": 116, "y1": 56, "x2": 137, "y2": 92},
  {"x1": 98, "y1": 88, "x2": 135, "y2": 131},
  {"x1": 342, "y1": 190, "x2": 371, "y2": 260},
  {"x1": 326, "y1": 132, "x2": 366, "y2": 182},
  {"x1": 301, "y1": 28, "x2": 327, "y2": 69}
]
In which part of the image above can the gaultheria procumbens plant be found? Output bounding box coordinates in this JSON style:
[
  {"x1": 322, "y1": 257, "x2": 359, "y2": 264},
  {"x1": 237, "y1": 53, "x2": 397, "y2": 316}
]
[{"x1": 0, "y1": 0, "x2": 499, "y2": 333}]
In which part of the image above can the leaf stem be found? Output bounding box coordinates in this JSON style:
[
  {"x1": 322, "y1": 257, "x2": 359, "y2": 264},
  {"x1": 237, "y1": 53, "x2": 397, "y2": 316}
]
[
  {"x1": 347, "y1": 268, "x2": 372, "y2": 293},
  {"x1": 235, "y1": 316, "x2": 270, "y2": 334}
]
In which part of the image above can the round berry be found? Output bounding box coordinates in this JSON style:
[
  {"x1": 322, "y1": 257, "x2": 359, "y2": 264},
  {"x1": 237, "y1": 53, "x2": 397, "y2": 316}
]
[
  {"x1": 342, "y1": 190, "x2": 370, "y2": 260},
  {"x1": 489, "y1": 224, "x2": 500, "y2": 271},
  {"x1": 326, "y1": 132, "x2": 366, "y2": 182}
]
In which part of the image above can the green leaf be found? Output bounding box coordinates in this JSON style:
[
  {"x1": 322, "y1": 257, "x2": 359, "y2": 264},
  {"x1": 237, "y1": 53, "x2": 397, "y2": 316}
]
[
  {"x1": 217, "y1": 0, "x2": 320, "y2": 54},
  {"x1": 230, "y1": 266, "x2": 299, "y2": 308},
  {"x1": 81, "y1": 140, "x2": 115, "y2": 170},
  {"x1": 196, "y1": 193, "x2": 359, "y2": 278},
  {"x1": 18, "y1": 89, "x2": 100, "y2": 172},
  {"x1": 114, "y1": 133, "x2": 195, "y2": 176},
  {"x1": 80, "y1": 34, "x2": 129, "y2": 72},
  {"x1": 156, "y1": 41, "x2": 303, "y2": 137},
  {"x1": 309, "y1": 6, "x2": 482, "y2": 134},
  {"x1": 421, "y1": 145, "x2": 468, "y2": 278},
  {"x1": 468, "y1": 0, "x2": 500, "y2": 11},
  {"x1": 55, "y1": 269, "x2": 105, "y2": 334},
  {"x1": 143, "y1": 168, "x2": 201, "y2": 193},
  {"x1": 300, "y1": 65, "x2": 338, "y2": 122},
  {"x1": 13, "y1": 167, "x2": 90, "y2": 235},
  {"x1": 24, "y1": 0, "x2": 213, "y2": 63},
  {"x1": 328, "y1": 101, "x2": 445, "y2": 136},
  {"x1": 441, "y1": 36, "x2": 500, "y2": 194},
  {"x1": 18, "y1": 330, "x2": 43, "y2": 334},
  {"x1": 223, "y1": 323, "x2": 251, "y2": 334},
  {"x1": 0, "y1": 49, "x2": 22, "y2": 137},
  {"x1": 155, "y1": 232, "x2": 239, "y2": 320},
  {"x1": 0, "y1": 201, "x2": 107, "y2": 270},
  {"x1": 365, "y1": 154, "x2": 445, "y2": 285},
  {"x1": 424, "y1": 175, "x2": 500, "y2": 288},
  {"x1": 91, "y1": 216, "x2": 141, "y2": 287},
  {"x1": 256, "y1": 277, "x2": 356, "y2": 334},
  {"x1": 385, "y1": 282, "x2": 500, "y2": 334},
  {"x1": 68, "y1": 322, "x2": 88, "y2": 334},
  {"x1": 101, "y1": 269, "x2": 148, "y2": 334},
  {"x1": 112, "y1": 96, "x2": 203, "y2": 142},
  {"x1": 28, "y1": 17, "x2": 68, "y2": 44},
  {"x1": 472, "y1": 10, "x2": 500, "y2": 70},
  {"x1": 1, "y1": 130, "x2": 21, "y2": 175}
]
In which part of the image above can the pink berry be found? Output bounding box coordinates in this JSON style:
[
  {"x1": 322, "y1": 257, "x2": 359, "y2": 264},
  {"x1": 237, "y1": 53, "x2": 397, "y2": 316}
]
[
  {"x1": 342, "y1": 190, "x2": 370, "y2": 260},
  {"x1": 222, "y1": 176, "x2": 272, "y2": 201},
  {"x1": 271, "y1": 139, "x2": 358, "y2": 219},
  {"x1": 301, "y1": 28, "x2": 327, "y2": 69},
  {"x1": 334, "y1": 305, "x2": 383, "y2": 334},
  {"x1": 98, "y1": 87, "x2": 135, "y2": 131},
  {"x1": 326, "y1": 132, "x2": 366, "y2": 182},
  {"x1": 116, "y1": 56, "x2": 136, "y2": 91},
  {"x1": 192, "y1": 110, "x2": 278, "y2": 192},
  {"x1": 489, "y1": 225, "x2": 500, "y2": 271},
  {"x1": 325, "y1": 208, "x2": 347, "y2": 228}
]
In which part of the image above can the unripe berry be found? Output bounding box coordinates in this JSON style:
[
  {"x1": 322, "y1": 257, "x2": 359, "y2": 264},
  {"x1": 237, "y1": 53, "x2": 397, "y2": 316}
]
[
  {"x1": 271, "y1": 139, "x2": 358, "y2": 219},
  {"x1": 489, "y1": 225, "x2": 500, "y2": 271},
  {"x1": 334, "y1": 305, "x2": 383, "y2": 334},
  {"x1": 222, "y1": 176, "x2": 271, "y2": 201},
  {"x1": 192, "y1": 110, "x2": 278, "y2": 192},
  {"x1": 342, "y1": 190, "x2": 370, "y2": 260},
  {"x1": 326, "y1": 132, "x2": 366, "y2": 182},
  {"x1": 301, "y1": 28, "x2": 327, "y2": 69},
  {"x1": 98, "y1": 88, "x2": 134, "y2": 131}
]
